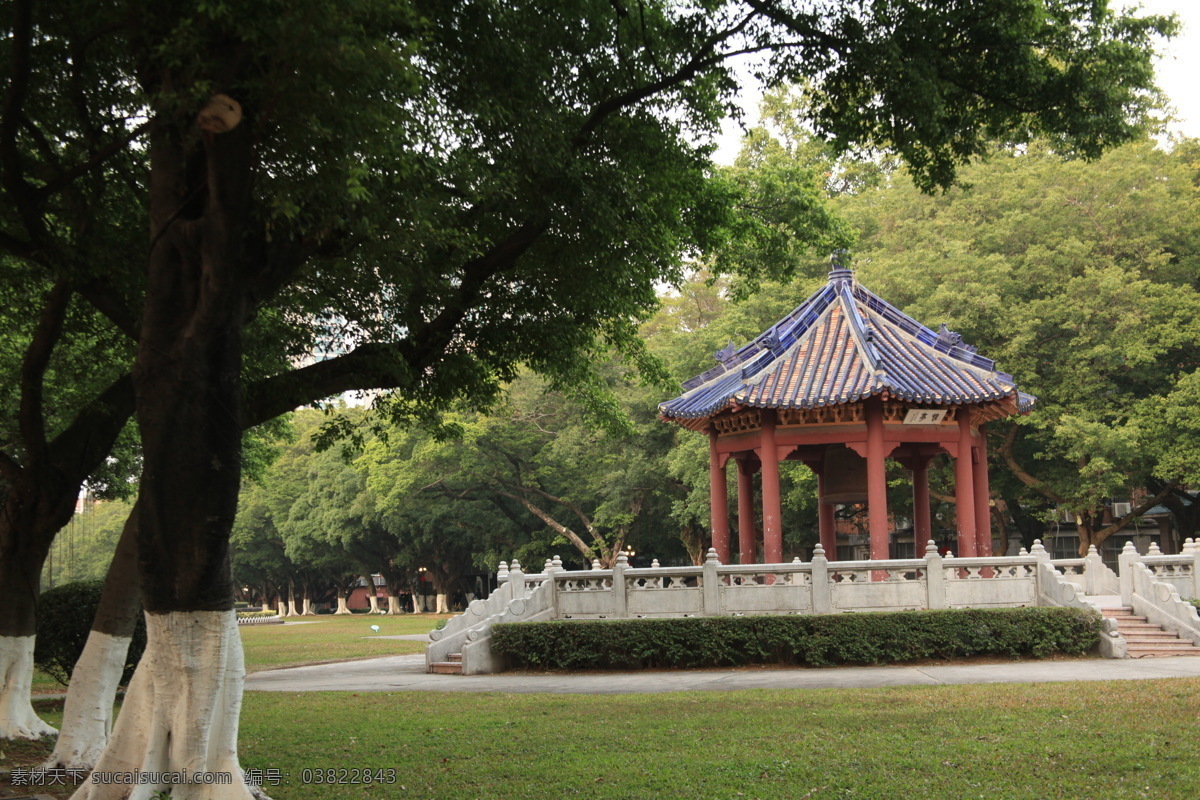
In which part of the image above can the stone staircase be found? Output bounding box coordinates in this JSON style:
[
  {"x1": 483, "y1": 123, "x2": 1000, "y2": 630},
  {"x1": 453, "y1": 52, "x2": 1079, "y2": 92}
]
[
  {"x1": 1103, "y1": 607, "x2": 1200, "y2": 657},
  {"x1": 429, "y1": 653, "x2": 463, "y2": 675}
]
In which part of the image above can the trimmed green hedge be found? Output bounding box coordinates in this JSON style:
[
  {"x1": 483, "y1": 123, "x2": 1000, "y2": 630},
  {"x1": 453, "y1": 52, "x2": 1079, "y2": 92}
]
[
  {"x1": 492, "y1": 608, "x2": 1102, "y2": 670},
  {"x1": 35, "y1": 580, "x2": 147, "y2": 687}
]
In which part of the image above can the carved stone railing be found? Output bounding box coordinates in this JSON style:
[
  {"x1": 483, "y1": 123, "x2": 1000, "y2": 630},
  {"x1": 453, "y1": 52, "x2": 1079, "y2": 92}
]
[
  {"x1": 1051, "y1": 545, "x2": 1120, "y2": 596},
  {"x1": 427, "y1": 538, "x2": 1200, "y2": 673},
  {"x1": 426, "y1": 557, "x2": 560, "y2": 675},
  {"x1": 1119, "y1": 541, "x2": 1200, "y2": 648},
  {"x1": 1036, "y1": 543, "x2": 1125, "y2": 658},
  {"x1": 1137, "y1": 539, "x2": 1200, "y2": 601},
  {"x1": 429, "y1": 542, "x2": 1126, "y2": 673}
]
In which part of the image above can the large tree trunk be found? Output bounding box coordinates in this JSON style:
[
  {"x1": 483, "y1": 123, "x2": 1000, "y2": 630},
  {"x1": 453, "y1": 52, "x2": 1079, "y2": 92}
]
[
  {"x1": 0, "y1": 635, "x2": 55, "y2": 740},
  {"x1": 47, "y1": 505, "x2": 141, "y2": 769},
  {"x1": 285, "y1": 579, "x2": 299, "y2": 617},
  {"x1": 0, "y1": 493, "x2": 59, "y2": 740},
  {"x1": 71, "y1": 612, "x2": 250, "y2": 800},
  {"x1": 72, "y1": 76, "x2": 261, "y2": 797}
]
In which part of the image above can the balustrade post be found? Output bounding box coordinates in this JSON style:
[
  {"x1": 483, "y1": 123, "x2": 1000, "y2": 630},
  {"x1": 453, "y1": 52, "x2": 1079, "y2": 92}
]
[
  {"x1": 1029, "y1": 540, "x2": 1049, "y2": 598},
  {"x1": 924, "y1": 540, "x2": 946, "y2": 610},
  {"x1": 612, "y1": 554, "x2": 628, "y2": 618},
  {"x1": 545, "y1": 555, "x2": 563, "y2": 618},
  {"x1": 1186, "y1": 539, "x2": 1200, "y2": 600},
  {"x1": 810, "y1": 544, "x2": 832, "y2": 614},
  {"x1": 508, "y1": 559, "x2": 525, "y2": 605},
  {"x1": 1084, "y1": 545, "x2": 1103, "y2": 596},
  {"x1": 702, "y1": 547, "x2": 721, "y2": 616},
  {"x1": 1118, "y1": 541, "x2": 1138, "y2": 608}
]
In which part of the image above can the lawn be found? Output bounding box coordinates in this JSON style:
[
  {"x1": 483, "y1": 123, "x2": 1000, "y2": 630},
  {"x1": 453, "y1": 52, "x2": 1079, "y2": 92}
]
[
  {"x1": 10, "y1": 679, "x2": 1199, "y2": 800},
  {"x1": 238, "y1": 613, "x2": 451, "y2": 672},
  {"x1": 234, "y1": 680, "x2": 1200, "y2": 800}
]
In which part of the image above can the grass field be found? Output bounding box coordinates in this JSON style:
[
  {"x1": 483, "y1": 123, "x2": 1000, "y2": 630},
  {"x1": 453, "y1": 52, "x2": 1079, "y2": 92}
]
[
  {"x1": 238, "y1": 613, "x2": 451, "y2": 672},
  {"x1": 10, "y1": 679, "x2": 1200, "y2": 800},
  {"x1": 9, "y1": 614, "x2": 1200, "y2": 799}
]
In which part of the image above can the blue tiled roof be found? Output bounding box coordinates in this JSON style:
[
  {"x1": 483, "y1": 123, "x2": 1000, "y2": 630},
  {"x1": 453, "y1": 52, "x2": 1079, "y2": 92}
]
[{"x1": 661, "y1": 271, "x2": 1035, "y2": 421}]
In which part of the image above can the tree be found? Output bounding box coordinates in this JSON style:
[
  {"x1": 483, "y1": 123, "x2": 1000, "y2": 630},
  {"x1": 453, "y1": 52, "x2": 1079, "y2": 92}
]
[
  {"x1": 839, "y1": 138, "x2": 1200, "y2": 554},
  {"x1": 1, "y1": 0, "x2": 1174, "y2": 790}
]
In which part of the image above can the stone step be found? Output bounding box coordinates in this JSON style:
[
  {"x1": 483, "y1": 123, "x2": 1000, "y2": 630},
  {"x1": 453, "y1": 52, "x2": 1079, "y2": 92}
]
[
  {"x1": 1124, "y1": 633, "x2": 1187, "y2": 643},
  {"x1": 430, "y1": 660, "x2": 463, "y2": 675},
  {"x1": 447, "y1": 653, "x2": 463, "y2": 662},
  {"x1": 1100, "y1": 606, "x2": 1200, "y2": 658},
  {"x1": 1127, "y1": 646, "x2": 1200, "y2": 658}
]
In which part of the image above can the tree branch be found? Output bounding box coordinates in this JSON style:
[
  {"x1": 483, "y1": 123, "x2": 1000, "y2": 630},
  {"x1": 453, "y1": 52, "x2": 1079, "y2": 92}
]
[
  {"x1": 77, "y1": 277, "x2": 141, "y2": 341},
  {"x1": 19, "y1": 280, "x2": 72, "y2": 463},
  {"x1": 1, "y1": 0, "x2": 47, "y2": 244},
  {"x1": 46, "y1": 372, "x2": 135, "y2": 487},
  {"x1": 40, "y1": 120, "x2": 152, "y2": 197},
  {"x1": 572, "y1": 13, "x2": 755, "y2": 147},
  {"x1": 999, "y1": 424, "x2": 1066, "y2": 505},
  {"x1": 493, "y1": 488, "x2": 595, "y2": 560},
  {"x1": 1093, "y1": 483, "x2": 1177, "y2": 544}
]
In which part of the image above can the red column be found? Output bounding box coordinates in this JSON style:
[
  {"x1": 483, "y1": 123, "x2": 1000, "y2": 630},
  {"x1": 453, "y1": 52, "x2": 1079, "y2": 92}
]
[
  {"x1": 973, "y1": 425, "x2": 992, "y2": 556},
  {"x1": 817, "y1": 465, "x2": 837, "y2": 557},
  {"x1": 759, "y1": 410, "x2": 783, "y2": 564},
  {"x1": 866, "y1": 398, "x2": 889, "y2": 560},
  {"x1": 912, "y1": 456, "x2": 932, "y2": 551},
  {"x1": 736, "y1": 458, "x2": 757, "y2": 564},
  {"x1": 954, "y1": 410, "x2": 978, "y2": 558},
  {"x1": 708, "y1": 431, "x2": 730, "y2": 564}
]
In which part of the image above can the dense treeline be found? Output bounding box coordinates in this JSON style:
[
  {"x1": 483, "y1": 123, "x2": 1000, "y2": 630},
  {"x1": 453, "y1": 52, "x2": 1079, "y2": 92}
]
[{"x1": 53, "y1": 131, "x2": 1200, "y2": 598}]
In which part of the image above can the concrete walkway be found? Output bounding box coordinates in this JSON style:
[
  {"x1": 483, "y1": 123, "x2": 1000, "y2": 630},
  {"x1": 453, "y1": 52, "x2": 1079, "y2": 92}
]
[{"x1": 244, "y1": 652, "x2": 1200, "y2": 695}]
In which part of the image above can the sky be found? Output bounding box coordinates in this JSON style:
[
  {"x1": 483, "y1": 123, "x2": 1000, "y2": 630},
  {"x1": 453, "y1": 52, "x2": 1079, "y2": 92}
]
[{"x1": 714, "y1": 1, "x2": 1200, "y2": 164}]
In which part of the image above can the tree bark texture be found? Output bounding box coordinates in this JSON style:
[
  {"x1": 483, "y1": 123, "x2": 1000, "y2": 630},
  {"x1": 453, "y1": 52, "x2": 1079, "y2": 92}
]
[
  {"x1": 69, "y1": 612, "x2": 255, "y2": 800},
  {"x1": 47, "y1": 507, "x2": 141, "y2": 768}
]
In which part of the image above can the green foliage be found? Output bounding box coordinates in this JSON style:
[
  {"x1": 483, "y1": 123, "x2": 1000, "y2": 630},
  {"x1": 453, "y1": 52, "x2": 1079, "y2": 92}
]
[
  {"x1": 492, "y1": 608, "x2": 1101, "y2": 670},
  {"x1": 33, "y1": 581, "x2": 147, "y2": 687},
  {"x1": 839, "y1": 137, "x2": 1200, "y2": 545},
  {"x1": 40, "y1": 498, "x2": 135, "y2": 588}
]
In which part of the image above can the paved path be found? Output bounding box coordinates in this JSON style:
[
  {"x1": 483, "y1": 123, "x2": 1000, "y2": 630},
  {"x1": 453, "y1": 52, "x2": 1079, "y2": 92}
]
[{"x1": 244, "y1": 652, "x2": 1200, "y2": 695}]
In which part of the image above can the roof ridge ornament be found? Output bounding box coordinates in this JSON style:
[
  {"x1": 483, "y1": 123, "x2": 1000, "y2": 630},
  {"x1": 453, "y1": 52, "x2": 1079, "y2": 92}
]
[
  {"x1": 714, "y1": 341, "x2": 737, "y2": 364},
  {"x1": 828, "y1": 248, "x2": 853, "y2": 282},
  {"x1": 936, "y1": 323, "x2": 978, "y2": 354}
]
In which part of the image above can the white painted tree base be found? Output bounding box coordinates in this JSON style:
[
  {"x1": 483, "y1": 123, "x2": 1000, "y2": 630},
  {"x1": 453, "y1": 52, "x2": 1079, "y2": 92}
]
[
  {"x1": 70, "y1": 611, "x2": 263, "y2": 800},
  {"x1": 0, "y1": 635, "x2": 58, "y2": 739},
  {"x1": 435, "y1": 593, "x2": 449, "y2": 614},
  {"x1": 386, "y1": 595, "x2": 401, "y2": 615},
  {"x1": 334, "y1": 597, "x2": 351, "y2": 615},
  {"x1": 367, "y1": 595, "x2": 380, "y2": 614},
  {"x1": 45, "y1": 631, "x2": 131, "y2": 769}
]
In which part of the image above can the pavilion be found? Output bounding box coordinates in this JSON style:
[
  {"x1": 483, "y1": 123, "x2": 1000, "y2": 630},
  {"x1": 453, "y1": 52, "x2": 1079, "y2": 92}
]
[{"x1": 659, "y1": 265, "x2": 1034, "y2": 564}]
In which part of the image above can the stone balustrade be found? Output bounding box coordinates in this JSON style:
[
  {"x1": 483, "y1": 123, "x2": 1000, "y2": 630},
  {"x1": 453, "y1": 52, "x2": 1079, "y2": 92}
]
[
  {"x1": 549, "y1": 543, "x2": 1049, "y2": 620},
  {"x1": 1136, "y1": 538, "x2": 1200, "y2": 600},
  {"x1": 434, "y1": 539, "x2": 1124, "y2": 673},
  {"x1": 1119, "y1": 540, "x2": 1200, "y2": 648},
  {"x1": 429, "y1": 537, "x2": 1200, "y2": 673}
]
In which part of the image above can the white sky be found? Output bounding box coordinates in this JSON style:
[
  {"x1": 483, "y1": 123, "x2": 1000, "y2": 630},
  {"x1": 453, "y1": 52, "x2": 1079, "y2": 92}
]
[{"x1": 713, "y1": 1, "x2": 1200, "y2": 164}]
